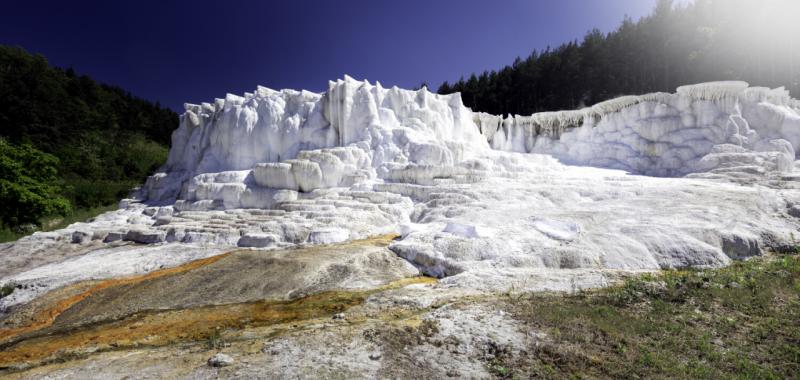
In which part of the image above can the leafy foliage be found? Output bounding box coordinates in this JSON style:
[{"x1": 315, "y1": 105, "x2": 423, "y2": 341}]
[
  {"x1": 0, "y1": 45, "x2": 177, "y2": 229},
  {"x1": 0, "y1": 139, "x2": 70, "y2": 227},
  {"x1": 440, "y1": 0, "x2": 800, "y2": 116},
  {"x1": 0, "y1": 283, "x2": 15, "y2": 299}
]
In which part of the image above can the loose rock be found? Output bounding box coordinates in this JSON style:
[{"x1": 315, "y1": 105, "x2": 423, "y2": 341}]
[
  {"x1": 71, "y1": 230, "x2": 91, "y2": 244},
  {"x1": 208, "y1": 353, "x2": 234, "y2": 367}
]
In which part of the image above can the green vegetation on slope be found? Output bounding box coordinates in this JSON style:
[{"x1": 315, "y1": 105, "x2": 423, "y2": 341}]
[
  {"x1": 440, "y1": 0, "x2": 800, "y2": 116},
  {"x1": 0, "y1": 45, "x2": 177, "y2": 237},
  {"x1": 0, "y1": 140, "x2": 70, "y2": 227},
  {"x1": 492, "y1": 253, "x2": 800, "y2": 379}
]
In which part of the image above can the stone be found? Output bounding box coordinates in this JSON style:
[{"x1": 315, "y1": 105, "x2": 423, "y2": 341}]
[
  {"x1": 155, "y1": 207, "x2": 174, "y2": 218},
  {"x1": 124, "y1": 229, "x2": 166, "y2": 244},
  {"x1": 181, "y1": 232, "x2": 216, "y2": 244},
  {"x1": 103, "y1": 231, "x2": 126, "y2": 243},
  {"x1": 91, "y1": 230, "x2": 110, "y2": 241},
  {"x1": 446, "y1": 369, "x2": 461, "y2": 377},
  {"x1": 237, "y1": 233, "x2": 278, "y2": 248},
  {"x1": 118, "y1": 198, "x2": 136, "y2": 209},
  {"x1": 71, "y1": 230, "x2": 91, "y2": 244},
  {"x1": 721, "y1": 234, "x2": 760, "y2": 259},
  {"x1": 307, "y1": 229, "x2": 349, "y2": 244},
  {"x1": 207, "y1": 353, "x2": 234, "y2": 367},
  {"x1": 15, "y1": 223, "x2": 38, "y2": 234},
  {"x1": 153, "y1": 216, "x2": 172, "y2": 226}
]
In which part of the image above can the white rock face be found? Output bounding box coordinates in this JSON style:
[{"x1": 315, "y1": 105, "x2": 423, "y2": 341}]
[
  {"x1": 141, "y1": 75, "x2": 486, "y2": 206},
  {"x1": 477, "y1": 82, "x2": 800, "y2": 177},
  {"x1": 2, "y1": 78, "x2": 800, "y2": 302}
]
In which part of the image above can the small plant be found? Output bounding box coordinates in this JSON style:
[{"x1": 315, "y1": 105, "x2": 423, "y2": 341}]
[
  {"x1": 206, "y1": 327, "x2": 224, "y2": 349},
  {"x1": 0, "y1": 283, "x2": 16, "y2": 299},
  {"x1": 417, "y1": 319, "x2": 440, "y2": 338},
  {"x1": 488, "y1": 363, "x2": 512, "y2": 378},
  {"x1": 485, "y1": 340, "x2": 516, "y2": 379}
]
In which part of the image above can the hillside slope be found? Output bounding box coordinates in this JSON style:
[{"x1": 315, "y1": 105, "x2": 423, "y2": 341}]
[{"x1": 0, "y1": 46, "x2": 178, "y2": 235}]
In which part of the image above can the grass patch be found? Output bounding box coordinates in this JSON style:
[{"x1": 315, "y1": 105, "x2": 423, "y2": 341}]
[
  {"x1": 39, "y1": 204, "x2": 118, "y2": 232},
  {"x1": 496, "y1": 253, "x2": 800, "y2": 379},
  {"x1": 0, "y1": 229, "x2": 26, "y2": 244},
  {"x1": 0, "y1": 203, "x2": 118, "y2": 243}
]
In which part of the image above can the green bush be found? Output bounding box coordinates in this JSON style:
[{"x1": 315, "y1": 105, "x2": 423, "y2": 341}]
[
  {"x1": 120, "y1": 134, "x2": 168, "y2": 179},
  {"x1": 61, "y1": 179, "x2": 138, "y2": 210},
  {"x1": 0, "y1": 45, "x2": 177, "y2": 233},
  {"x1": 0, "y1": 139, "x2": 70, "y2": 227}
]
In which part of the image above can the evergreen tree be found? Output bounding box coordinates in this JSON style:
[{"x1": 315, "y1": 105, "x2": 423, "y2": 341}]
[{"x1": 438, "y1": 0, "x2": 800, "y2": 116}]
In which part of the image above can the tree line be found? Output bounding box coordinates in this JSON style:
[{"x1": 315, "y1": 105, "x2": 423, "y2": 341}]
[
  {"x1": 438, "y1": 0, "x2": 800, "y2": 116},
  {"x1": 0, "y1": 45, "x2": 178, "y2": 231}
]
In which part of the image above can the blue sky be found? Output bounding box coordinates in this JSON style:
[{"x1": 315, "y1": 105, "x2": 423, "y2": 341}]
[{"x1": 1, "y1": 0, "x2": 665, "y2": 110}]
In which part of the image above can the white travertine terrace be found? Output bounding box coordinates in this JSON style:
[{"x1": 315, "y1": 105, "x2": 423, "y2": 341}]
[
  {"x1": 2, "y1": 77, "x2": 800, "y2": 309},
  {"x1": 477, "y1": 81, "x2": 799, "y2": 176}
]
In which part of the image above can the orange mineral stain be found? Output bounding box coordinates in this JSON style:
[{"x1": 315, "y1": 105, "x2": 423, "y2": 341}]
[
  {"x1": 0, "y1": 252, "x2": 232, "y2": 343},
  {"x1": 0, "y1": 234, "x2": 435, "y2": 371},
  {"x1": 0, "y1": 276, "x2": 435, "y2": 369}
]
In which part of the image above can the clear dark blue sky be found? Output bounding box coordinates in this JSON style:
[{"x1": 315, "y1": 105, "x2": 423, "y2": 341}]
[{"x1": 1, "y1": 0, "x2": 663, "y2": 111}]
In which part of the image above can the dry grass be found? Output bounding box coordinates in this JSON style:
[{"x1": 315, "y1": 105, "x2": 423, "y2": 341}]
[{"x1": 494, "y1": 253, "x2": 800, "y2": 379}]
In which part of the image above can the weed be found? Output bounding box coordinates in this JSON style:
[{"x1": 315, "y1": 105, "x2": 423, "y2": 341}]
[
  {"x1": 0, "y1": 283, "x2": 15, "y2": 299},
  {"x1": 205, "y1": 327, "x2": 224, "y2": 350}
]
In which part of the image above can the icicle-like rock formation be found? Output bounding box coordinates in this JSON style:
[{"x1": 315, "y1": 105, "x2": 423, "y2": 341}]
[
  {"x1": 146, "y1": 79, "x2": 800, "y2": 206},
  {"x1": 3, "y1": 78, "x2": 800, "y2": 306},
  {"x1": 141, "y1": 76, "x2": 486, "y2": 208},
  {"x1": 479, "y1": 81, "x2": 800, "y2": 177}
]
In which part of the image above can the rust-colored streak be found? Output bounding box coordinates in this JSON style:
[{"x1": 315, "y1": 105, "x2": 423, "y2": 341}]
[
  {"x1": 0, "y1": 276, "x2": 435, "y2": 369},
  {"x1": 0, "y1": 234, "x2": 433, "y2": 370},
  {"x1": 0, "y1": 252, "x2": 232, "y2": 343}
]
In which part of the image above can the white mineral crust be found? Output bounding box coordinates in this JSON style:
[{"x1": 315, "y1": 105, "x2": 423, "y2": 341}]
[{"x1": 2, "y1": 77, "x2": 800, "y2": 309}]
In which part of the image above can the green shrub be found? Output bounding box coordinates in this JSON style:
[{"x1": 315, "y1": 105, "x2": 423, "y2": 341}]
[
  {"x1": 61, "y1": 179, "x2": 137, "y2": 210},
  {"x1": 0, "y1": 45, "x2": 177, "y2": 233},
  {"x1": 0, "y1": 283, "x2": 16, "y2": 299},
  {"x1": 0, "y1": 139, "x2": 70, "y2": 227},
  {"x1": 120, "y1": 134, "x2": 168, "y2": 179}
]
